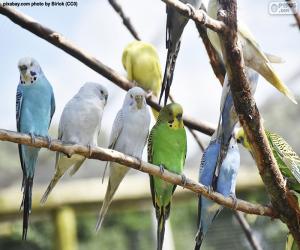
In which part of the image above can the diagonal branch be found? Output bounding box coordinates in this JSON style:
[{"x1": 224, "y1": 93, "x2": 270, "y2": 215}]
[
  {"x1": 0, "y1": 3, "x2": 215, "y2": 136},
  {"x1": 286, "y1": 0, "x2": 300, "y2": 30},
  {"x1": 217, "y1": 0, "x2": 300, "y2": 245},
  {"x1": 0, "y1": 128, "x2": 276, "y2": 218},
  {"x1": 107, "y1": 0, "x2": 141, "y2": 40}
]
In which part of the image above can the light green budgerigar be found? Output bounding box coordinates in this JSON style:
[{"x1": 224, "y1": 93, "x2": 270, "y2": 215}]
[
  {"x1": 207, "y1": 0, "x2": 296, "y2": 104},
  {"x1": 122, "y1": 40, "x2": 162, "y2": 119},
  {"x1": 234, "y1": 127, "x2": 300, "y2": 250},
  {"x1": 148, "y1": 103, "x2": 187, "y2": 250}
]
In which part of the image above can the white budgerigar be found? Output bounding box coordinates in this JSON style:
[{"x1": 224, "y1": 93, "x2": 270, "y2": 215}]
[
  {"x1": 96, "y1": 87, "x2": 151, "y2": 231},
  {"x1": 40, "y1": 82, "x2": 108, "y2": 205}
]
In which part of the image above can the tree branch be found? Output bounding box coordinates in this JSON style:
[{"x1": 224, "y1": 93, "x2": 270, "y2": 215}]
[
  {"x1": 0, "y1": 129, "x2": 276, "y2": 218},
  {"x1": 195, "y1": 4, "x2": 226, "y2": 84},
  {"x1": 0, "y1": 3, "x2": 215, "y2": 136},
  {"x1": 217, "y1": 0, "x2": 300, "y2": 245},
  {"x1": 107, "y1": 0, "x2": 141, "y2": 40},
  {"x1": 286, "y1": 0, "x2": 300, "y2": 30}
]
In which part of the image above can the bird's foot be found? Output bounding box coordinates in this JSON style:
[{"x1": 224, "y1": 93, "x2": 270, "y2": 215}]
[
  {"x1": 229, "y1": 193, "x2": 238, "y2": 210},
  {"x1": 46, "y1": 136, "x2": 52, "y2": 149},
  {"x1": 207, "y1": 185, "x2": 213, "y2": 194},
  {"x1": 186, "y1": 3, "x2": 196, "y2": 17},
  {"x1": 136, "y1": 157, "x2": 143, "y2": 170},
  {"x1": 29, "y1": 132, "x2": 35, "y2": 144},
  {"x1": 181, "y1": 174, "x2": 187, "y2": 188},
  {"x1": 159, "y1": 164, "x2": 165, "y2": 175},
  {"x1": 87, "y1": 143, "x2": 93, "y2": 157}
]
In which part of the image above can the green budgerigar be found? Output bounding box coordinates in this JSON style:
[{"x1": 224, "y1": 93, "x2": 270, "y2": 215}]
[
  {"x1": 148, "y1": 103, "x2": 187, "y2": 250},
  {"x1": 234, "y1": 127, "x2": 300, "y2": 249}
]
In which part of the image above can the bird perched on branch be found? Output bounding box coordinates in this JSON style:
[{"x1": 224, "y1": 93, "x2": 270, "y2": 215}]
[
  {"x1": 148, "y1": 103, "x2": 187, "y2": 250},
  {"x1": 96, "y1": 87, "x2": 150, "y2": 231},
  {"x1": 40, "y1": 82, "x2": 108, "y2": 205},
  {"x1": 213, "y1": 68, "x2": 258, "y2": 187},
  {"x1": 160, "y1": 0, "x2": 202, "y2": 105},
  {"x1": 195, "y1": 136, "x2": 240, "y2": 249},
  {"x1": 122, "y1": 41, "x2": 162, "y2": 118},
  {"x1": 234, "y1": 127, "x2": 300, "y2": 250},
  {"x1": 16, "y1": 57, "x2": 55, "y2": 240},
  {"x1": 206, "y1": 0, "x2": 297, "y2": 104}
]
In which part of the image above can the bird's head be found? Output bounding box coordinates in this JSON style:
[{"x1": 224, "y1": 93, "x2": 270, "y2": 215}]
[
  {"x1": 234, "y1": 127, "x2": 251, "y2": 150},
  {"x1": 18, "y1": 57, "x2": 42, "y2": 85},
  {"x1": 80, "y1": 82, "x2": 108, "y2": 104},
  {"x1": 158, "y1": 103, "x2": 184, "y2": 129},
  {"x1": 124, "y1": 87, "x2": 147, "y2": 110}
]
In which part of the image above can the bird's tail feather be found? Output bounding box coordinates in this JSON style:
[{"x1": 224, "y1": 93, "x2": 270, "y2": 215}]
[
  {"x1": 260, "y1": 62, "x2": 296, "y2": 104},
  {"x1": 156, "y1": 204, "x2": 171, "y2": 250},
  {"x1": 159, "y1": 42, "x2": 181, "y2": 106},
  {"x1": 194, "y1": 228, "x2": 204, "y2": 250},
  {"x1": 22, "y1": 177, "x2": 33, "y2": 240},
  {"x1": 96, "y1": 177, "x2": 123, "y2": 232},
  {"x1": 40, "y1": 172, "x2": 63, "y2": 205}
]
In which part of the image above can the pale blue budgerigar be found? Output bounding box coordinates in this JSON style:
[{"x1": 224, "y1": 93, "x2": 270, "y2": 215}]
[
  {"x1": 160, "y1": 0, "x2": 202, "y2": 105},
  {"x1": 195, "y1": 137, "x2": 240, "y2": 249},
  {"x1": 213, "y1": 68, "x2": 258, "y2": 187},
  {"x1": 16, "y1": 57, "x2": 55, "y2": 240},
  {"x1": 95, "y1": 87, "x2": 151, "y2": 231},
  {"x1": 207, "y1": 0, "x2": 296, "y2": 103},
  {"x1": 40, "y1": 82, "x2": 108, "y2": 205}
]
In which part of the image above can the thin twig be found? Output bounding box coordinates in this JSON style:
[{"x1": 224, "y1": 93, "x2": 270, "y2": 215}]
[
  {"x1": 234, "y1": 211, "x2": 263, "y2": 250},
  {"x1": 0, "y1": 3, "x2": 215, "y2": 136},
  {"x1": 0, "y1": 129, "x2": 276, "y2": 218},
  {"x1": 108, "y1": 0, "x2": 141, "y2": 40}
]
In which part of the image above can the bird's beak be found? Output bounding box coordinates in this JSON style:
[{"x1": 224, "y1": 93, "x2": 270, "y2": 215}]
[
  {"x1": 135, "y1": 95, "x2": 144, "y2": 109},
  {"x1": 19, "y1": 65, "x2": 30, "y2": 81},
  {"x1": 105, "y1": 95, "x2": 108, "y2": 104}
]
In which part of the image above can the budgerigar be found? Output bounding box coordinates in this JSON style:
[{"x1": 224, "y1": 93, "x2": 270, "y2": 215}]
[
  {"x1": 213, "y1": 68, "x2": 258, "y2": 187},
  {"x1": 234, "y1": 127, "x2": 300, "y2": 193},
  {"x1": 40, "y1": 82, "x2": 108, "y2": 205},
  {"x1": 160, "y1": 0, "x2": 202, "y2": 105},
  {"x1": 195, "y1": 137, "x2": 240, "y2": 249},
  {"x1": 148, "y1": 103, "x2": 187, "y2": 250},
  {"x1": 207, "y1": 0, "x2": 296, "y2": 103},
  {"x1": 234, "y1": 127, "x2": 300, "y2": 250},
  {"x1": 122, "y1": 41, "x2": 162, "y2": 118},
  {"x1": 95, "y1": 87, "x2": 151, "y2": 231},
  {"x1": 16, "y1": 57, "x2": 55, "y2": 239}
]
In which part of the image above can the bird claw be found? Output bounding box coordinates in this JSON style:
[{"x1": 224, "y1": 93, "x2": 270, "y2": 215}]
[
  {"x1": 186, "y1": 3, "x2": 196, "y2": 17},
  {"x1": 229, "y1": 193, "x2": 238, "y2": 210},
  {"x1": 29, "y1": 132, "x2": 35, "y2": 144},
  {"x1": 136, "y1": 158, "x2": 143, "y2": 170},
  {"x1": 146, "y1": 90, "x2": 153, "y2": 99},
  {"x1": 87, "y1": 144, "x2": 92, "y2": 157},
  {"x1": 47, "y1": 136, "x2": 52, "y2": 149},
  {"x1": 207, "y1": 185, "x2": 213, "y2": 194},
  {"x1": 181, "y1": 174, "x2": 187, "y2": 187},
  {"x1": 159, "y1": 164, "x2": 165, "y2": 175}
]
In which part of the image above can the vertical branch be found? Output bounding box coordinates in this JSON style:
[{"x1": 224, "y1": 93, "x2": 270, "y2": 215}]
[
  {"x1": 217, "y1": 0, "x2": 300, "y2": 246},
  {"x1": 108, "y1": 0, "x2": 141, "y2": 40}
]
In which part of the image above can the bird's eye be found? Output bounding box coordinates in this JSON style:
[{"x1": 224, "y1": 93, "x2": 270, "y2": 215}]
[
  {"x1": 100, "y1": 90, "x2": 104, "y2": 94},
  {"x1": 130, "y1": 94, "x2": 133, "y2": 98}
]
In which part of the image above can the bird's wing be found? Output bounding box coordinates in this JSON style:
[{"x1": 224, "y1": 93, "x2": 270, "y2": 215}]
[
  {"x1": 148, "y1": 126, "x2": 156, "y2": 207},
  {"x1": 16, "y1": 85, "x2": 26, "y2": 177},
  {"x1": 267, "y1": 131, "x2": 300, "y2": 183},
  {"x1": 108, "y1": 110, "x2": 124, "y2": 150}
]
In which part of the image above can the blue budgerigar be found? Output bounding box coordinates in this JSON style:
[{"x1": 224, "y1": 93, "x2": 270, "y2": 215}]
[
  {"x1": 213, "y1": 68, "x2": 258, "y2": 187},
  {"x1": 16, "y1": 57, "x2": 55, "y2": 239},
  {"x1": 195, "y1": 137, "x2": 240, "y2": 249}
]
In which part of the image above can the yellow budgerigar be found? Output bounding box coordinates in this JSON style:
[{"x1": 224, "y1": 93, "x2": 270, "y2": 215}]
[{"x1": 122, "y1": 41, "x2": 162, "y2": 118}]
